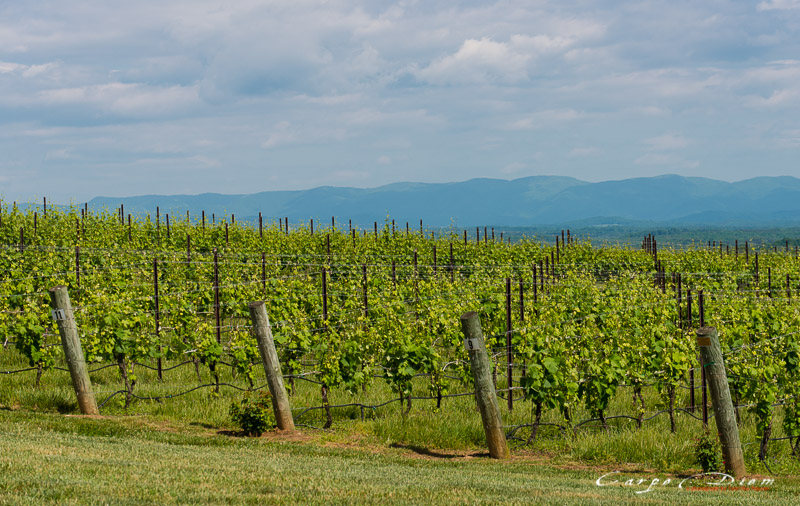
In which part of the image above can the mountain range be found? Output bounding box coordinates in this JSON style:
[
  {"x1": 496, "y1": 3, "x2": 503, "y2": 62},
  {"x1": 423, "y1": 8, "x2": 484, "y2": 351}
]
[{"x1": 88, "y1": 174, "x2": 800, "y2": 228}]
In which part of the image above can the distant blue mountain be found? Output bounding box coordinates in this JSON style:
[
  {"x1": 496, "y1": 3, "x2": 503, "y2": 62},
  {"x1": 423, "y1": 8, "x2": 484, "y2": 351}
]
[{"x1": 88, "y1": 174, "x2": 800, "y2": 227}]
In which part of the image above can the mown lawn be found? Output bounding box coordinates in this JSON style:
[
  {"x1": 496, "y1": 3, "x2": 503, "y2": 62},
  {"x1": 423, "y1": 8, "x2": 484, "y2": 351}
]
[{"x1": 0, "y1": 409, "x2": 797, "y2": 506}]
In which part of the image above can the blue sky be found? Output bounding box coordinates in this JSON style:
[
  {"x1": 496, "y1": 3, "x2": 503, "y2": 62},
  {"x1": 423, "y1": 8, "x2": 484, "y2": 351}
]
[{"x1": 1, "y1": 0, "x2": 800, "y2": 203}]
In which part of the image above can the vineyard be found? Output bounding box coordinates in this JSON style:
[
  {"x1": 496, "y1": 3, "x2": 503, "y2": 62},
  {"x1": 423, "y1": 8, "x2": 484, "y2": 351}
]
[{"x1": 2, "y1": 203, "x2": 800, "y2": 471}]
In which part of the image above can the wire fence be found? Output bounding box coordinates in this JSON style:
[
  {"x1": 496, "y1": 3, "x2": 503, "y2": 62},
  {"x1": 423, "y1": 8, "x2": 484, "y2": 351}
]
[
  {"x1": 3, "y1": 331, "x2": 800, "y2": 457},
  {"x1": 3, "y1": 234, "x2": 800, "y2": 469}
]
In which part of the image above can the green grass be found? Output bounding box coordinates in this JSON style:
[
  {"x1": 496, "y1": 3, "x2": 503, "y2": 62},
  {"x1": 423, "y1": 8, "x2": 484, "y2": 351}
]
[
  {"x1": 2, "y1": 345, "x2": 800, "y2": 505},
  {"x1": 1, "y1": 409, "x2": 798, "y2": 505}
]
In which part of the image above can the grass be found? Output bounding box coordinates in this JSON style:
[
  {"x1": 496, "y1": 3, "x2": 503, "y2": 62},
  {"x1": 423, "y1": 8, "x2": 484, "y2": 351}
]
[
  {"x1": 1, "y1": 409, "x2": 798, "y2": 505},
  {"x1": 2, "y1": 345, "x2": 800, "y2": 504}
]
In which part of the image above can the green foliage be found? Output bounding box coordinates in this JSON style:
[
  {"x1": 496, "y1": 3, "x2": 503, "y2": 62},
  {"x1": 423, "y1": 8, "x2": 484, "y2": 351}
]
[
  {"x1": 694, "y1": 430, "x2": 723, "y2": 473},
  {"x1": 229, "y1": 392, "x2": 275, "y2": 436},
  {"x1": 197, "y1": 335, "x2": 223, "y2": 367},
  {"x1": 383, "y1": 341, "x2": 436, "y2": 402},
  {"x1": 2, "y1": 203, "x2": 800, "y2": 435}
]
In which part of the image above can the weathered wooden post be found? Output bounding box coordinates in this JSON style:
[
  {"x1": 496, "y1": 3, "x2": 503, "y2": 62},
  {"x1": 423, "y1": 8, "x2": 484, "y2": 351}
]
[
  {"x1": 460, "y1": 311, "x2": 510, "y2": 459},
  {"x1": 505, "y1": 278, "x2": 513, "y2": 412},
  {"x1": 248, "y1": 300, "x2": 295, "y2": 431},
  {"x1": 48, "y1": 286, "x2": 99, "y2": 415},
  {"x1": 696, "y1": 326, "x2": 746, "y2": 478}
]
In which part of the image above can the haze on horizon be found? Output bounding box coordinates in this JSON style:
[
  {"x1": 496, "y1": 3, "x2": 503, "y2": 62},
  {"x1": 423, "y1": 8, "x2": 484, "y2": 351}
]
[{"x1": 2, "y1": 1, "x2": 800, "y2": 204}]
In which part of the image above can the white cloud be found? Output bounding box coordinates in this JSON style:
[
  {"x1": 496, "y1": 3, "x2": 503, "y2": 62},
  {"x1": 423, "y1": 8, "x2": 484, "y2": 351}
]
[
  {"x1": 0, "y1": 61, "x2": 25, "y2": 73},
  {"x1": 740, "y1": 61, "x2": 800, "y2": 85},
  {"x1": 510, "y1": 18, "x2": 605, "y2": 56},
  {"x1": 292, "y1": 93, "x2": 361, "y2": 106},
  {"x1": 377, "y1": 155, "x2": 391, "y2": 164},
  {"x1": 331, "y1": 170, "x2": 369, "y2": 181},
  {"x1": 0, "y1": 60, "x2": 65, "y2": 81},
  {"x1": 187, "y1": 155, "x2": 221, "y2": 168},
  {"x1": 508, "y1": 109, "x2": 582, "y2": 130},
  {"x1": 746, "y1": 88, "x2": 800, "y2": 107},
  {"x1": 2, "y1": 1, "x2": 800, "y2": 201},
  {"x1": 599, "y1": 68, "x2": 724, "y2": 98},
  {"x1": 757, "y1": 0, "x2": 800, "y2": 10},
  {"x1": 415, "y1": 37, "x2": 531, "y2": 85},
  {"x1": 372, "y1": 137, "x2": 411, "y2": 149},
  {"x1": 773, "y1": 129, "x2": 800, "y2": 148},
  {"x1": 644, "y1": 133, "x2": 690, "y2": 150},
  {"x1": 261, "y1": 119, "x2": 351, "y2": 150},
  {"x1": 44, "y1": 148, "x2": 74, "y2": 161},
  {"x1": 634, "y1": 153, "x2": 699, "y2": 168},
  {"x1": 634, "y1": 153, "x2": 673, "y2": 165},
  {"x1": 262, "y1": 122, "x2": 298, "y2": 149},
  {"x1": 344, "y1": 108, "x2": 442, "y2": 126},
  {"x1": 500, "y1": 161, "x2": 526, "y2": 174},
  {"x1": 624, "y1": 106, "x2": 671, "y2": 116},
  {"x1": 511, "y1": 34, "x2": 573, "y2": 54},
  {"x1": 36, "y1": 82, "x2": 200, "y2": 117},
  {"x1": 568, "y1": 147, "x2": 599, "y2": 157}
]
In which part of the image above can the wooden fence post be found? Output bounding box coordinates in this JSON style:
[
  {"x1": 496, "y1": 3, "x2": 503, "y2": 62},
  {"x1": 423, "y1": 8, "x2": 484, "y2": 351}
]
[
  {"x1": 153, "y1": 258, "x2": 162, "y2": 381},
  {"x1": 248, "y1": 301, "x2": 295, "y2": 431},
  {"x1": 460, "y1": 311, "x2": 510, "y2": 459},
  {"x1": 505, "y1": 278, "x2": 513, "y2": 412},
  {"x1": 48, "y1": 286, "x2": 99, "y2": 415},
  {"x1": 695, "y1": 326, "x2": 746, "y2": 479}
]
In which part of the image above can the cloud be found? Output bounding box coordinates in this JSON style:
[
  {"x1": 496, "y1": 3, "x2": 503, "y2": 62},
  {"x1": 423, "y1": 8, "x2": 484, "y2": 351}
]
[
  {"x1": 634, "y1": 153, "x2": 673, "y2": 165},
  {"x1": 500, "y1": 161, "x2": 526, "y2": 174},
  {"x1": 644, "y1": 133, "x2": 690, "y2": 150},
  {"x1": 508, "y1": 109, "x2": 583, "y2": 130},
  {"x1": 0, "y1": 61, "x2": 25, "y2": 73},
  {"x1": 568, "y1": 147, "x2": 599, "y2": 157},
  {"x1": 746, "y1": 88, "x2": 800, "y2": 107},
  {"x1": 634, "y1": 153, "x2": 699, "y2": 168},
  {"x1": 262, "y1": 122, "x2": 298, "y2": 149},
  {"x1": 0, "y1": 60, "x2": 69, "y2": 82},
  {"x1": 44, "y1": 148, "x2": 74, "y2": 161},
  {"x1": 343, "y1": 108, "x2": 442, "y2": 126},
  {"x1": 260, "y1": 119, "x2": 349, "y2": 150},
  {"x1": 774, "y1": 129, "x2": 800, "y2": 148},
  {"x1": 734, "y1": 62, "x2": 800, "y2": 108},
  {"x1": 415, "y1": 37, "x2": 531, "y2": 85},
  {"x1": 757, "y1": 0, "x2": 800, "y2": 10},
  {"x1": 512, "y1": 34, "x2": 572, "y2": 52},
  {"x1": 34, "y1": 82, "x2": 200, "y2": 118},
  {"x1": 372, "y1": 137, "x2": 411, "y2": 149},
  {"x1": 331, "y1": 170, "x2": 369, "y2": 181},
  {"x1": 623, "y1": 106, "x2": 671, "y2": 116},
  {"x1": 292, "y1": 93, "x2": 361, "y2": 106},
  {"x1": 377, "y1": 155, "x2": 391, "y2": 164},
  {"x1": 634, "y1": 132, "x2": 696, "y2": 170},
  {"x1": 411, "y1": 18, "x2": 606, "y2": 87},
  {"x1": 2, "y1": 1, "x2": 800, "y2": 201}
]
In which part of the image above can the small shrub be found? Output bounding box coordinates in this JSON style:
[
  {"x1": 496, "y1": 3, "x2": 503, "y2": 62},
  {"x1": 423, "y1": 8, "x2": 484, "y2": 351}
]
[
  {"x1": 229, "y1": 392, "x2": 275, "y2": 436},
  {"x1": 694, "y1": 429, "x2": 723, "y2": 472}
]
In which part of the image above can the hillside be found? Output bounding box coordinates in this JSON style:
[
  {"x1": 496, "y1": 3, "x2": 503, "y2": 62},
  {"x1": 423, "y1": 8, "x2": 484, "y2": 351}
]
[{"x1": 88, "y1": 174, "x2": 800, "y2": 227}]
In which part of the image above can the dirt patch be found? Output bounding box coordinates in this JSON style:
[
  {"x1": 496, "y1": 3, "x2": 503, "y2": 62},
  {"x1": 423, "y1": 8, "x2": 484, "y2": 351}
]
[
  {"x1": 322, "y1": 434, "x2": 402, "y2": 455},
  {"x1": 216, "y1": 428, "x2": 316, "y2": 443},
  {"x1": 137, "y1": 418, "x2": 182, "y2": 433},
  {"x1": 63, "y1": 414, "x2": 116, "y2": 420},
  {"x1": 261, "y1": 428, "x2": 316, "y2": 442}
]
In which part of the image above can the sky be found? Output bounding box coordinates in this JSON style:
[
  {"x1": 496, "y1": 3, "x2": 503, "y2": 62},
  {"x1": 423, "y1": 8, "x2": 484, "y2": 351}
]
[{"x1": 1, "y1": 0, "x2": 800, "y2": 203}]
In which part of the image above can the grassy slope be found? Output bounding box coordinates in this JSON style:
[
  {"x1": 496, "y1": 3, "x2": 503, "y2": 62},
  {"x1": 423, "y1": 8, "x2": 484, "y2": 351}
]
[
  {"x1": 5, "y1": 342, "x2": 800, "y2": 474},
  {"x1": 3, "y1": 329, "x2": 799, "y2": 505},
  {"x1": 3, "y1": 340, "x2": 800, "y2": 506},
  {"x1": 0, "y1": 410, "x2": 797, "y2": 506}
]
